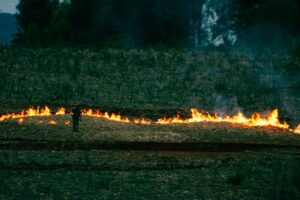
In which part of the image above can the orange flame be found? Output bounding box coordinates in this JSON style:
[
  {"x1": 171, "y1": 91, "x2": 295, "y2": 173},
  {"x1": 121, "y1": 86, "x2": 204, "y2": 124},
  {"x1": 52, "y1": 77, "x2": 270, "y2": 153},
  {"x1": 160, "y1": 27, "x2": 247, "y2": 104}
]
[
  {"x1": 0, "y1": 106, "x2": 51, "y2": 122},
  {"x1": 134, "y1": 118, "x2": 152, "y2": 125},
  {"x1": 56, "y1": 107, "x2": 66, "y2": 115},
  {"x1": 0, "y1": 106, "x2": 299, "y2": 133},
  {"x1": 295, "y1": 124, "x2": 300, "y2": 134},
  {"x1": 156, "y1": 108, "x2": 289, "y2": 129},
  {"x1": 82, "y1": 109, "x2": 130, "y2": 123}
]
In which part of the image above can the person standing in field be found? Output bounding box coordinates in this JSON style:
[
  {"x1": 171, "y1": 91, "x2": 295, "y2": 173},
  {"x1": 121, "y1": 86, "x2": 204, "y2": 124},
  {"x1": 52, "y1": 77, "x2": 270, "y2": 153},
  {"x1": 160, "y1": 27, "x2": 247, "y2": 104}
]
[{"x1": 71, "y1": 105, "x2": 82, "y2": 132}]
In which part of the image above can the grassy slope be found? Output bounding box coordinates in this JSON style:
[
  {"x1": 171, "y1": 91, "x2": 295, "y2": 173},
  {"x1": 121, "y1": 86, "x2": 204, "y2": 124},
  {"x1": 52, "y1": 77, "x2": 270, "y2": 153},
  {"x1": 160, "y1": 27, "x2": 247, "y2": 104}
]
[{"x1": 0, "y1": 48, "x2": 299, "y2": 123}]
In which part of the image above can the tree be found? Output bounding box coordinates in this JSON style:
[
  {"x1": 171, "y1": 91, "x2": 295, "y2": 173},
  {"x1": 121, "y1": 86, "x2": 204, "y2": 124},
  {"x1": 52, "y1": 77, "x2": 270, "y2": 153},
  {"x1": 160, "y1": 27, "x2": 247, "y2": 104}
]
[
  {"x1": 234, "y1": 0, "x2": 300, "y2": 47},
  {"x1": 44, "y1": 1, "x2": 72, "y2": 45},
  {"x1": 16, "y1": 0, "x2": 59, "y2": 31}
]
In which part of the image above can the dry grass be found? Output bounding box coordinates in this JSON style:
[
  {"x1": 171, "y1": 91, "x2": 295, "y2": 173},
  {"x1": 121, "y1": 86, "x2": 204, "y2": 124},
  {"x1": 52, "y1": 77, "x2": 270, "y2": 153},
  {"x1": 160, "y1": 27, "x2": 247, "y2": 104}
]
[
  {"x1": 1, "y1": 115, "x2": 300, "y2": 146},
  {"x1": 0, "y1": 116, "x2": 300, "y2": 199},
  {"x1": 0, "y1": 148, "x2": 299, "y2": 199}
]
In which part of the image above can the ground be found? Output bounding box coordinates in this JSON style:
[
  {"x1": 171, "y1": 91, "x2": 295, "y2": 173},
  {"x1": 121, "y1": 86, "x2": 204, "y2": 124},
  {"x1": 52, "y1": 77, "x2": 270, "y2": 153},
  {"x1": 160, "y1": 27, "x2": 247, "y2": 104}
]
[
  {"x1": 0, "y1": 115, "x2": 300, "y2": 199},
  {"x1": 0, "y1": 47, "x2": 300, "y2": 199}
]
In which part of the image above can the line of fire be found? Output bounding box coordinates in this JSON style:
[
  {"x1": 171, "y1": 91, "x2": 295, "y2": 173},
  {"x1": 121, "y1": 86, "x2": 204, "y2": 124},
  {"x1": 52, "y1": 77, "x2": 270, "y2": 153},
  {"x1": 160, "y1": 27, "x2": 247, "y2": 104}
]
[{"x1": 1, "y1": 106, "x2": 299, "y2": 134}]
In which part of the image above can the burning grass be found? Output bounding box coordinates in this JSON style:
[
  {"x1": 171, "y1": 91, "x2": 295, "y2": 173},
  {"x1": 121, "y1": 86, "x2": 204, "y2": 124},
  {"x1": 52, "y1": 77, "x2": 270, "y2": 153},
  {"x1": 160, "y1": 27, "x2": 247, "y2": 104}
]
[
  {"x1": 0, "y1": 106, "x2": 299, "y2": 134},
  {"x1": 0, "y1": 108, "x2": 300, "y2": 147},
  {"x1": 0, "y1": 108, "x2": 300, "y2": 199}
]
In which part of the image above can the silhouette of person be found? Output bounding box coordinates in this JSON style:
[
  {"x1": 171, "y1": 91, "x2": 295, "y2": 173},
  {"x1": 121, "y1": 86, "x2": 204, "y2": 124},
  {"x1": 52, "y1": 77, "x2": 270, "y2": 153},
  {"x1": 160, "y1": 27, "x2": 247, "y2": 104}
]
[{"x1": 71, "y1": 105, "x2": 81, "y2": 132}]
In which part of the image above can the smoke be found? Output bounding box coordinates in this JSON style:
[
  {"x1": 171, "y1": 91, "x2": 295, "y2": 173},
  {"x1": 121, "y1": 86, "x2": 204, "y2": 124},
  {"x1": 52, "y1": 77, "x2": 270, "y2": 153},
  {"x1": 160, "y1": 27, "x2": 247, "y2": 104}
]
[
  {"x1": 200, "y1": 0, "x2": 238, "y2": 47},
  {"x1": 181, "y1": 47, "x2": 299, "y2": 124},
  {"x1": 211, "y1": 93, "x2": 241, "y2": 116},
  {"x1": 191, "y1": 0, "x2": 299, "y2": 49}
]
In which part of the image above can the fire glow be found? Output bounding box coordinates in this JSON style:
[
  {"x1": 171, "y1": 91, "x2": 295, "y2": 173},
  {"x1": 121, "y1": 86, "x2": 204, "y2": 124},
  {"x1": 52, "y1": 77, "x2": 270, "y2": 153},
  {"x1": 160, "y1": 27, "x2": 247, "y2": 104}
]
[{"x1": 0, "y1": 106, "x2": 299, "y2": 134}]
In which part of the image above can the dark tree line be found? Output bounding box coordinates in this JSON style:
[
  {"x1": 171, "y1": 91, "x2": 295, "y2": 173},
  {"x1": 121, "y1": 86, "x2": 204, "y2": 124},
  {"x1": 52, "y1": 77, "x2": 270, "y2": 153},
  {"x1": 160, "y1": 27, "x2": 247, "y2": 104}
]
[{"x1": 14, "y1": 0, "x2": 300, "y2": 47}]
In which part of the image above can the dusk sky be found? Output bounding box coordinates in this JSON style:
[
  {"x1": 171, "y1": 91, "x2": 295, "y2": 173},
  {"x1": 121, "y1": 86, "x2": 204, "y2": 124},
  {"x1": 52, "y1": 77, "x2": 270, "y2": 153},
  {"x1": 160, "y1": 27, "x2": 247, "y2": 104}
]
[{"x1": 0, "y1": 0, "x2": 18, "y2": 13}]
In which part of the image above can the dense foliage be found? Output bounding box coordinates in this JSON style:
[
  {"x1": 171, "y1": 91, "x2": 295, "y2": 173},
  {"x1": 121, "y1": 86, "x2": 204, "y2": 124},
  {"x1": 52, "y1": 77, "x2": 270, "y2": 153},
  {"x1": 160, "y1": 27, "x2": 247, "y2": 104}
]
[{"x1": 13, "y1": 0, "x2": 300, "y2": 47}]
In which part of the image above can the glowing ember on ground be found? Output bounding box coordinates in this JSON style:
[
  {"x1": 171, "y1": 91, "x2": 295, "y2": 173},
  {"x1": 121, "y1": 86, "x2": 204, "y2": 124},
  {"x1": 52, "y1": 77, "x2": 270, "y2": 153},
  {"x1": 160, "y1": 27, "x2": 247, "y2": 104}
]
[
  {"x1": 18, "y1": 118, "x2": 24, "y2": 123},
  {"x1": 48, "y1": 120, "x2": 57, "y2": 125},
  {"x1": 0, "y1": 106, "x2": 299, "y2": 134}
]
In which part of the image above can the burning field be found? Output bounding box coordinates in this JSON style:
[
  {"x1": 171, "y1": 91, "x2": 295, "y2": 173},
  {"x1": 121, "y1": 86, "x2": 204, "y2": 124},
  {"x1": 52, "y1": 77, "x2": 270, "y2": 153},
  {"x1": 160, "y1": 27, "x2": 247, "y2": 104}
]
[
  {"x1": 1, "y1": 105, "x2": 299, "y2": 132},
  {"x1": 0, "y1": 49, "x2": 300, "y2": 199},
  {"x1": 2, "y1": 0, "x2": 300, "y2": 196},
  {"x1": 0, "y1": 105, "x2": 300, "y2": 148},
  {"x1": 1, "y1": 106, "x2": 300, "y2": 199}
]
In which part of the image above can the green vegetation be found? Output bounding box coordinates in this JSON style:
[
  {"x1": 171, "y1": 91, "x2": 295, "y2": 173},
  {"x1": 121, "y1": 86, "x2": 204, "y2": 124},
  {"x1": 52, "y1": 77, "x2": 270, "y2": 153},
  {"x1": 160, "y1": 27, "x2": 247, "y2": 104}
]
[{"x1": 1, "y1": 47, "x2": 299, "y2": 123}]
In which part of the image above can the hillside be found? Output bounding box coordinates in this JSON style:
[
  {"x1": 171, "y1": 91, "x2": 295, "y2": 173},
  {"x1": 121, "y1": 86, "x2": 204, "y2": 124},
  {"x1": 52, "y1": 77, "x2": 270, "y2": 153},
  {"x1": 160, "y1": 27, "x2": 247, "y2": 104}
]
[
  {"x1": 0, "y1": 48, "x2": 299, "y2": 124},
  {"x1": 0, "y1": 13, "x2": 17, "y2": 45}
]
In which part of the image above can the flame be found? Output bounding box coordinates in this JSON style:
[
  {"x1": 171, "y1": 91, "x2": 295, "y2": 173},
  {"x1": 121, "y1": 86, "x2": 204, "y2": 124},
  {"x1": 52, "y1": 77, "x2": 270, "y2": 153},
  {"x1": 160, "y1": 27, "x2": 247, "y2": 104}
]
[
  {"x1": 295, "y1": 124, "x2": 300, "y2": 134},
  {"x1": 157, "y1": 114, "x2": 187, "y2": 124},
  {"x1": 48, "y1": 120, "x2": 57, "y2": 125},
  {"x1": 134, "y1": 118, "x2": 152, "y2": 125},
  {"x1": 27, "y1": 106, "x2": 51, "y2": 116},
  {"x1": 0, "y1": 106, "x2": 299, "y2": 133},
  {"x1": 82, "y1": 109, "x2": 130, "y2": 123},
  {"x1": 56, "y1": 107, "x2": 66, "y2": 115},
  {"x1": 0, "y1": 106, "x2": 51, "y2": 122},
  {"x1": 156, "y1": 108, "x2": 289, "y2": 129}
]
